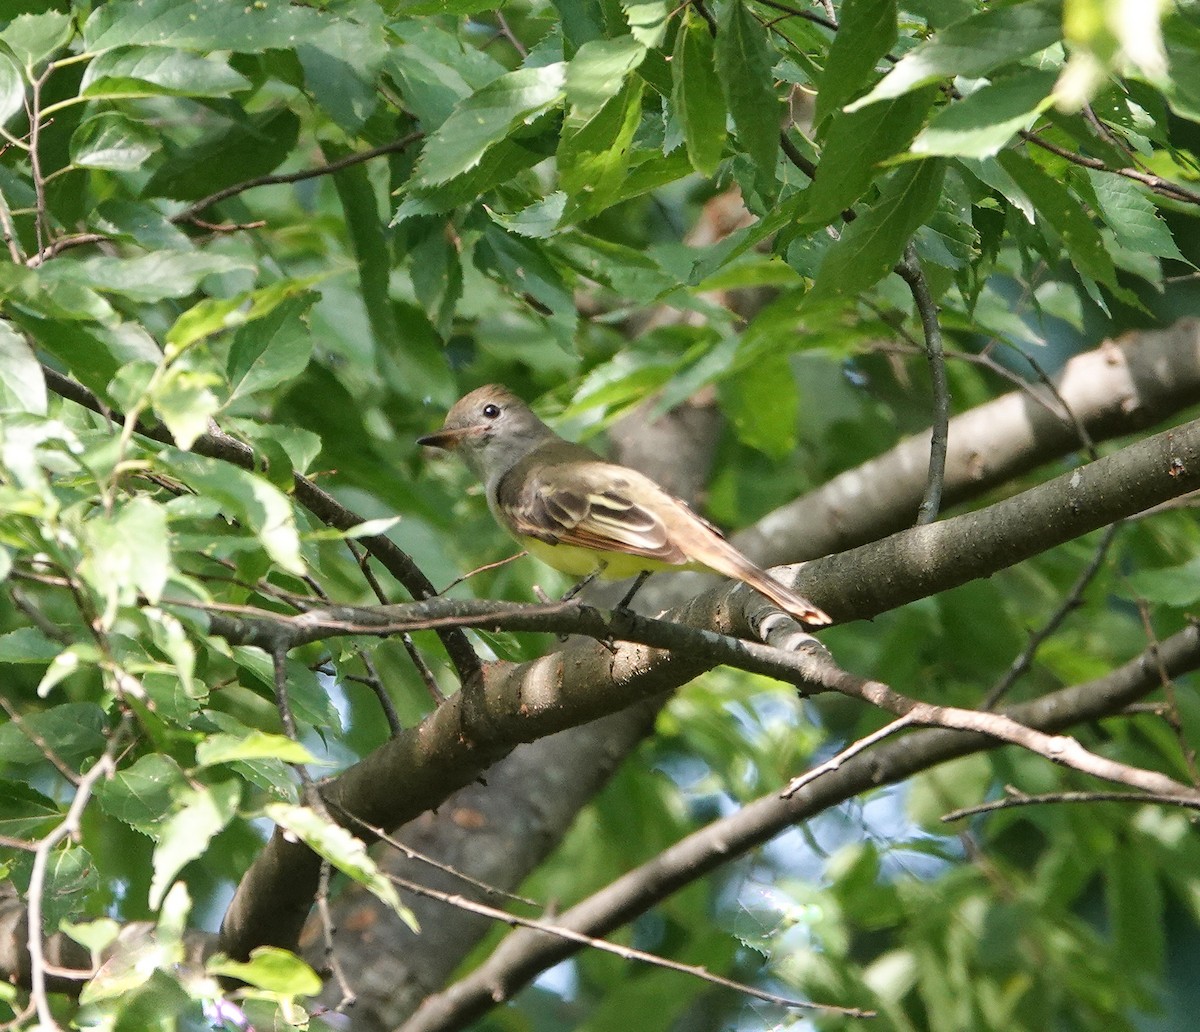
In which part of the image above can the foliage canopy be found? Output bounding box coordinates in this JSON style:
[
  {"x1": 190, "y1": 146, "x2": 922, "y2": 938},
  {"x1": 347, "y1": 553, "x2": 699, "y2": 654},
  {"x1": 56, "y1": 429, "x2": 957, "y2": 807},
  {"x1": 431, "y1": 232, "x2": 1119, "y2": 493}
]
[{"x1": 1, "y1": 0, "x2": 1200, "y2": 1030}]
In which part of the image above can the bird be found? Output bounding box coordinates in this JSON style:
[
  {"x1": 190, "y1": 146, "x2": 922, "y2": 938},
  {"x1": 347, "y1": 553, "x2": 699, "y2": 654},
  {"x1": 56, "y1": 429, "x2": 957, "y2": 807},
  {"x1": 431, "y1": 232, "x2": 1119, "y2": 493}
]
[{"x1": 418, "y1": 384, "x2": 830, "y2": 626}]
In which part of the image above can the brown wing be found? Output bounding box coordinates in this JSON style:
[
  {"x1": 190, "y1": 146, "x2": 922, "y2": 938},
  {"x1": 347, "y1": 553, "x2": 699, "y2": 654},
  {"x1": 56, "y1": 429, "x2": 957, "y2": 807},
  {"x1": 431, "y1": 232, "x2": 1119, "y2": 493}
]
[{"x1": 499, "y1": 460, "x2": 691, "y2": 564}]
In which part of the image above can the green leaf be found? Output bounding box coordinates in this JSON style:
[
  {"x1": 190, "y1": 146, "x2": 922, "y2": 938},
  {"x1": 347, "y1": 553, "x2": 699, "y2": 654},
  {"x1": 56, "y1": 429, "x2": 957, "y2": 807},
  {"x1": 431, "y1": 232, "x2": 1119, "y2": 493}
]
[
  {"x1": 411, "y1": 63, "x2": 566, "y2": 187},
  {"x1": 296, "y1": 18, "x2": 387, "y2": 132},
  {"x1": 61, "y1": 918, "x2": 121, "y2": 955},
  {"x1": 148, "y1": 779, "x2": 240, "y2": 909},
  {"x1": 672, "y1": 11, "x2": 726, "y2": 177},
  {"x1": 719, "y1": 354, "x2": 798, "y2": 459},
  {"x1": 0, "y1": 627, "x2": 69, "y2": 664},
  {"x1": 717, "y1": 0, "x2": 780, "y2": 197},
  {"x1": 805, "y1": 88, "x2": 937, "y2": 224},
  {"x1": 38, "y1": 844, "x2": 97, "y2": 932},
  {"x1": 0, "y1": 320, "x2": 47, "y2": 415},
  {"x1": 200, "y1": 711, "x2": 300, "y2": 802},
  {"x1": 1084, "y1": 168, "x2": 1187, "y2": 262},
  {"x1": 624, "y1": 1, "x2": 669, "y2": 48},
  {"x1": 80, "y1": 47, "x2": 250, "y2": 98},
  {"x1": 1165, "y1": 20, "x2": 1200, "y2": 124},
  {"x1": 80, "y1": 496, "x2": 172, "y2": 616},
  {"x1": 474, "y1": 225, "x2": 577, "y2": 346},
  {"x1": 143, "y1": 108, "x2": 300, "y2": 202},
  {"x1": 266, "y1": 803, "x2": 419, "y2": 931},
  {"x1": 56, "y1": 251, "x2": 253, "y2": 304},
  {"x1": 487, "y1": 193, "x2": 568, "y2": 238},
  {"x1": 396, "y1": 132, "x2": 557, "y2": 220},
  {"x1": 230, "y1": 647, "x2": 341, "y2": 732},
  {"x1": 558, "y1": 78, "x2": 645, "y2": 223},
  {"x1": 160, "y1": 449, "x2": 305, "y2": 575},
  {"x1": 152, "y1": 365, "x2": 223, "y2": 451},
  {"x1": 208, "y1": 947, "x2": 322, "y2": 996},
  {"x1": 1123, "y1": 556, "x2": 1200, "y2": 606},
  {"x1": 997, "y1": 150, "x2": 1117, "y2": 290},
  {"x1": 227, "y1": 293, "x2": 316, "y2": 403},
  {"x1": 847, "y1": 0, "x2": 1063, "y2": 110},
  {"x1": 387, "y1": 22, "x2": 506, "y2": 125},
  {"x1": 70, "y1": 112, "x2": 160, "y2": 171},
  {"x1": 564, "y1": 35, "x2": 645, "y2": 118},
  {"x1": 912, "y1": 68, "x2": 1057, "y2": 158},
  {"x1": 3, "y1": 11, "x2": 73, "y2": 69},
  {"x1": 406, "y1": 218, "x2": 463, "y2": 340},
  {"x1": 0, "y1": 779, "x2": 61, "y2": 840},
  {"x1": 36, "y1": 644, "x2": 98, "y2": 698},
  {"x1": 816, "y1": 0, "x2": 898, "y2": 123},
  {"x1": 0, "y1": 263, "x2": 112, "y2": 323},
  {"x1": 0, "y1": 703, "x2": 107, "y2": 767},
  {"x1": 807, "y1": 159, "x2": 946, "y2": 302},
  {"x1": 83, "y1": 0, "x2": 327, "y2": 53},
  {"x1": 165, "y1": 278, "x2": 322, "y2": 353},
  {"x1": 196, "y1": 732, "x2": 318, "y2": 767},
  {"x1": 0, "y1": 53, "x2": 23, "y2": 126},
  {"x1": 97, "y1": 754, "x2": 189, "y2": 836}
]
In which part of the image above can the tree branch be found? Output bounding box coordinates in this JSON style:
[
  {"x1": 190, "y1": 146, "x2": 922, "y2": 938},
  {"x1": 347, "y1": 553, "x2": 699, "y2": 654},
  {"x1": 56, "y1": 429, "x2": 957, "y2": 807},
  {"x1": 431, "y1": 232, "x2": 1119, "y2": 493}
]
[
  {"x1": 215, "y1": 414, "x2": 1200, "y2": 961},
  {"x1": 399, "y1": 622, "x2": 1200, "y2": 1032},
  {"x1": 737, "y1": 320, "x2": 1200, "y2": 566}
]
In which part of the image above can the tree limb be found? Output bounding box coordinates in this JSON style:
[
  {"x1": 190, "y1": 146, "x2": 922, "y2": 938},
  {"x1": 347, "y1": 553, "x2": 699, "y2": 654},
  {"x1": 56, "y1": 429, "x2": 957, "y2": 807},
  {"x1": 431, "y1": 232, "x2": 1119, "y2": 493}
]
[
  {"x1": 216, "y1": 413, "x2": 1200, "y2": 960},
  {"x1": 398, "y1": 622, "x2": 1200, "y2": 1032}
]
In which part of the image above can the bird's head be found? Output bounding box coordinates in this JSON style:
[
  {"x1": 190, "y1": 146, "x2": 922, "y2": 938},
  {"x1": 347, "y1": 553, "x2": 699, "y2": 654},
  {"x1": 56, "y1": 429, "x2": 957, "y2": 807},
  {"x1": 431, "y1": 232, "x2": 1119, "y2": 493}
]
[{"x1": 418, "y1": 384, "x2": 552, "y2": 481}]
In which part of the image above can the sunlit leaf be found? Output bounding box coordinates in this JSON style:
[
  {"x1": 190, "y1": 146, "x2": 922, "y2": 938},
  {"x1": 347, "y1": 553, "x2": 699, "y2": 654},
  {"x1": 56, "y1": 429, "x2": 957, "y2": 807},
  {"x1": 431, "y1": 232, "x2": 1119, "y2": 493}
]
[
  {"x1": 411, "y1": 63, "x2": 566, "y2": 187},
  {"x1": 672, "y1": 11, "x2": 726, "y2": 177},
  {"x1": 848, "y1": 0, "x2": 1063, "y2": 110},
  {"x1": 208, "y1": 947, "x2": 322, "y2": 996},
  {"x1": 266, "y1": 804, "x2": 419, "y2": 931},
  {"x1": 148, "y1": 780, "x2": 240, "y2": 908}
]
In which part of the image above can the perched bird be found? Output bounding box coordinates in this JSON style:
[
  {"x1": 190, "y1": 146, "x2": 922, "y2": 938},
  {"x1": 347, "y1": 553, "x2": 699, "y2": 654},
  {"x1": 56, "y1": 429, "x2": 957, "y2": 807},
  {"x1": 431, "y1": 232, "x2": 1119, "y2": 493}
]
[{"x1": 418, "y1": 385, "x2": 830, "y2": 626}]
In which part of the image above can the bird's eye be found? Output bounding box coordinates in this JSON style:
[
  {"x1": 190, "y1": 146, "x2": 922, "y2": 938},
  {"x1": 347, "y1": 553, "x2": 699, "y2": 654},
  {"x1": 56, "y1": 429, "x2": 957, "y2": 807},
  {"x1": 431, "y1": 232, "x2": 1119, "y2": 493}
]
[{"x1": 482, "y1": 403, "x2": 501, "y2": 419}]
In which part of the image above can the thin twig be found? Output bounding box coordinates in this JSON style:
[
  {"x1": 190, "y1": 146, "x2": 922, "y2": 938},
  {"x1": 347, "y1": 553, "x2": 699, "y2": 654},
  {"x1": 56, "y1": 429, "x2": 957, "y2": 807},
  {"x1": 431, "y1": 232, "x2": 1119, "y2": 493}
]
[
  {"x1": 376, "y1": 856, "x2": 873, "y2": 1020},
  {"x1": 896, "y1": 244, "x2": 949, "y2": 524},
  {"x1": 173, "y1": 133, "x2": 423, "y2": 224},
  {"x1": 983, "y1": 522, "x2": 1121, "y2": 709},
  {"x1": 835, "y1": 676, "x2": 1200, "y2": 802},
  {"x1": 316, "y1": 860, "x2": 357, "y2": 1011},
  {"x1": 1134, "y1": 601, "x2": 1200, "y2": 785},
  {"x1": 332, "y1": 805, "x2": 541, "y2": 909},
  {"x1": 271, "y1": 642, "x2": 318, "y2": 802},
  {"x1": 752, "y1": 0, "x2": 838, "y2": 32},
  {"x1": 25, "y1": 72, "x2": 50, "y2": 255},
  {"x1": 1020, "y1": 129, "x2": 1200, "y2": 206},
  {"x1": 784, "y1": 716, "x2": 913, "y2": 797},
  {"x1": 349, "y1": 539, "x2": 441, "y2": 714},
  {"x1": 0, "y1": 185, "x2": 25, "y2": 263},
  {"x1": 943, "y1": 788, "x2": 1200, "y2": 822},
  {"x1": 493, "y1": 11, "x2": 528, "y2": 57},
  {"x1": 0, "y1": 694, "x2": 79, "y2": 784},
  {"x1": 27, "y1": 724, "x2": 126, "y2": 1029}
]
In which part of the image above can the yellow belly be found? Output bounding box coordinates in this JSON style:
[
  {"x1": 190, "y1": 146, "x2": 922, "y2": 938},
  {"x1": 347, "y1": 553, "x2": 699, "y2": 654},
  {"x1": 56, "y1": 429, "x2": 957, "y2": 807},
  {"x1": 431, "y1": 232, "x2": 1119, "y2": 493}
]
[{"x1": 519, "y1": 536, "x2": 696, "y2": 579}]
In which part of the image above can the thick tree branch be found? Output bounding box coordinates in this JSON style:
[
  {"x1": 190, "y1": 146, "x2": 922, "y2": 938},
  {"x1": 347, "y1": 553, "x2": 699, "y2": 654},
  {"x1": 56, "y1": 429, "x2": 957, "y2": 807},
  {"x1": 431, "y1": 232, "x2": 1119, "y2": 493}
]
[{"x1": 738, "y1": 320, "x2": 1200, "y2": 566}]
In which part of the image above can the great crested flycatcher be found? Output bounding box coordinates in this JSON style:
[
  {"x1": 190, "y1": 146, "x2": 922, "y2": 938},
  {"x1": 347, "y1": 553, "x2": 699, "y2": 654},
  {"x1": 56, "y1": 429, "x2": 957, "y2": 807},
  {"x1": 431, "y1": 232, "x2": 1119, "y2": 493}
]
[{"x1": 418, "y1": 384, "x2": 830, "y2": 626}]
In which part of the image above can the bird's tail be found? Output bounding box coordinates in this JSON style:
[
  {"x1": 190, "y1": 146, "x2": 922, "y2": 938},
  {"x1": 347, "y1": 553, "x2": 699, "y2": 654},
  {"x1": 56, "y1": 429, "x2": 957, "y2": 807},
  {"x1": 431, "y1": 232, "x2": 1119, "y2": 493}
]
[{"x1": 700, "y1": 540, "x2": 831, "y2": 627}]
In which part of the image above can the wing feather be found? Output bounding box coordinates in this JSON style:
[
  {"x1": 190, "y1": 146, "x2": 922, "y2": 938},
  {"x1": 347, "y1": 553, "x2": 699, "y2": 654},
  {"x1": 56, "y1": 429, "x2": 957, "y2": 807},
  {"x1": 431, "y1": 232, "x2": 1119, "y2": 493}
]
[{"x1": 500, "y1": 462, "x2": 690, "y2": 564}]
